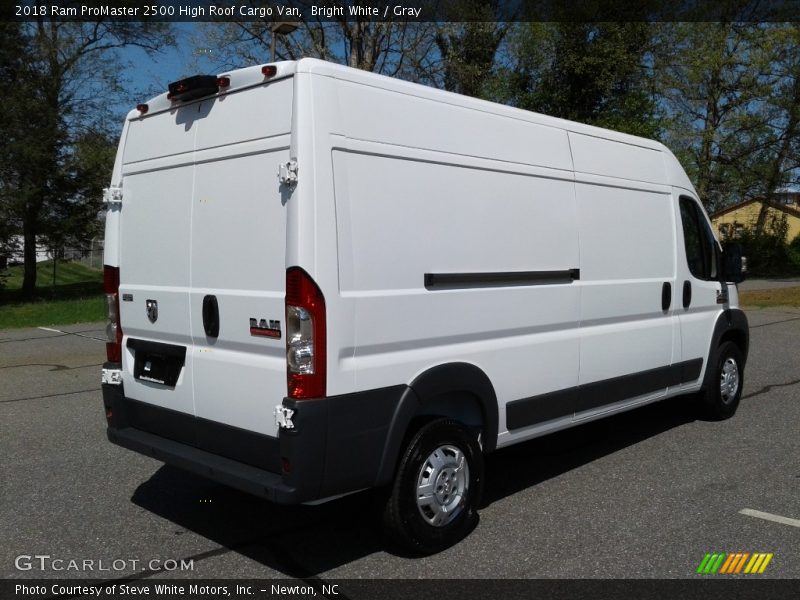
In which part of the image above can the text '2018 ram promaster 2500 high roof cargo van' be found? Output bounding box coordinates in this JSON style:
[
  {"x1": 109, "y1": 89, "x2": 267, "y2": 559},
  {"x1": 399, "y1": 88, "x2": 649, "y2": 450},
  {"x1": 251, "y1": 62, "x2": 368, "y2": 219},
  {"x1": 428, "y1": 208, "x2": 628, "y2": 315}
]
[{"x1": 101, "y1": 59, "x2": 748, "y2": 554}]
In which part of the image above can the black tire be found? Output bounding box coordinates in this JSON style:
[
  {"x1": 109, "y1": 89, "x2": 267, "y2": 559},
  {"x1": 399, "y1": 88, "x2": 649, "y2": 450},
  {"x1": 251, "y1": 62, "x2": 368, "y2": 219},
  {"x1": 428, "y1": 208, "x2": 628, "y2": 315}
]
[
  {"x1": 701, "y1": 341, "x2": 744, "y2": 420},
  {"x1": 383, "y1": 418, "x2": 483, "y2": 554}
]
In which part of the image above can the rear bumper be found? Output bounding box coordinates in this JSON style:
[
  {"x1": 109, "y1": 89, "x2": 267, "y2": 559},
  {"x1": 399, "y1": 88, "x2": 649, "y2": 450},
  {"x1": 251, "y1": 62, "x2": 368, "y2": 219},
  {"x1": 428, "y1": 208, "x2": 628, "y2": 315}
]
[
  {"x1": 107, "y1": 425, "x2": 293, "y2": 502},
  {"x1": 102, "y1": 376, "x2": 408, "y2": 504}
]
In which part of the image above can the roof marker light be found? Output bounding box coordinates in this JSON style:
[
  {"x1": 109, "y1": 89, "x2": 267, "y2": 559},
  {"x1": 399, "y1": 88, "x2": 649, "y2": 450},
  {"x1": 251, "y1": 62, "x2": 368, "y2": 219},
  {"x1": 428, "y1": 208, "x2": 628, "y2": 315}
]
[
  {"x1": 216, "y1": 76, "x2": 230, "y2": 89},
  {"x1": 136, "y1": 103, "x2": 148, "y2": 114},
  {"x1": 262, "y1": 65, "x2": 277, "y2": 78}
]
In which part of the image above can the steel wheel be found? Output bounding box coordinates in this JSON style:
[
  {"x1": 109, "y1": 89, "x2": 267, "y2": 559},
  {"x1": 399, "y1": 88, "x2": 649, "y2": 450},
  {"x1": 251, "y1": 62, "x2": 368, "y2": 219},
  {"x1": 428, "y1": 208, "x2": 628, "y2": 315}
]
[
  {"x1": 719, "y1": 357, "x2": 739, "y2": 404},
  {"x1": 415, "y1": 445, "x2": 470, "y2": 527},
  {"x1": 383, "y1": 418, "x2": 483, "y2": 554},
  {"x1": 701, "y1": 341, "x2": 744, "y2": 420}
]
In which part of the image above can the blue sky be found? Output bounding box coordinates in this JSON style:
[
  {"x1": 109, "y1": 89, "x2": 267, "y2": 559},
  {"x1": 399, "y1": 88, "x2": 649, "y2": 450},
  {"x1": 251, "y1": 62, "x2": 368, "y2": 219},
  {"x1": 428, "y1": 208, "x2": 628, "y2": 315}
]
[{"x1": 116, "y1": 23, "x2": 216, "y2": 117}]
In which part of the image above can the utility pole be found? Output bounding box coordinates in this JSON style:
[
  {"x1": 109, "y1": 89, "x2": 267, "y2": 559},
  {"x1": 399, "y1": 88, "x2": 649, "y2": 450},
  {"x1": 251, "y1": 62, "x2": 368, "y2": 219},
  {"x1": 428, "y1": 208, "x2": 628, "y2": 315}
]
[{"x1": 271, "y1": 22, "x2": 299, "y2": 62}]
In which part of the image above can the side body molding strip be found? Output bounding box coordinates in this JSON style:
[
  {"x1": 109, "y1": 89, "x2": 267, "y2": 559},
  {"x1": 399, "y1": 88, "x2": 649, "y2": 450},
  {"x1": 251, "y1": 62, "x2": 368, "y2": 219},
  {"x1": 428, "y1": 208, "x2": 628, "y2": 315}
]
[{"x1": 506, "y1": 359, "x2": 704, "y2": 431}]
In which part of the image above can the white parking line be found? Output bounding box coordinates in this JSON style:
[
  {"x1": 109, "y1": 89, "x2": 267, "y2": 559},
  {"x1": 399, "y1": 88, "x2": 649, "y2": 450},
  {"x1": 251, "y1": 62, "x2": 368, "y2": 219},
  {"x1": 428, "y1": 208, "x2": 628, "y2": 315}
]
[
  {"x1": 740, "y1": 508, "x2": 800, "y2": 528},
  {"x1": 38, "y1": 327, "x2": 105, "y2": 342}
]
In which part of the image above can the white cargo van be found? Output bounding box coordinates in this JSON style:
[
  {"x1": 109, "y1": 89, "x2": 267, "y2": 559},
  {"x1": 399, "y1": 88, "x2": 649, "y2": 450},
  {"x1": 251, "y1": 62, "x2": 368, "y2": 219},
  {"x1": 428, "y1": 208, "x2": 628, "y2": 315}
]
[{"x1": 101, "y1": 59, "x2": 748, "y2": 553}]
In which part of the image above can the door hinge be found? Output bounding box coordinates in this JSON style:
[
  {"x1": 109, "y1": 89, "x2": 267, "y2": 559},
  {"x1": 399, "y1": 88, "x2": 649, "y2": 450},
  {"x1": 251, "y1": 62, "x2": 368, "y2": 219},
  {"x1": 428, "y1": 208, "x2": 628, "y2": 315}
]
[
  {"x1": 274, "y1": 405, "x2": 295, "y2": 430},
  {"x1": 103, "y1": 186, "x2": 123, "y2": 206},
  {"x1": 277, "y1": 160, "x2": 298, "y2": 185}
]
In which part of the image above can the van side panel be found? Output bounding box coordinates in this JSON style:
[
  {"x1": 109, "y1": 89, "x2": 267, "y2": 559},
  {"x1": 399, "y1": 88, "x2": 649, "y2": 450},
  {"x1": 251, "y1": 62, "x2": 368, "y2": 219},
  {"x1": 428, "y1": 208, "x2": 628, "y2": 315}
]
[
  {"x1": 575, "y1": 176, "x2": 679, "y2": 417},
  {"x1": 334, "y1": 151, "x2": 578, "y2": 292},
  {"x1": 569, "y1": 132, "x2": 667, "y2": 184},
  {"x1": 329, "y1": 126, "x2": 581, "y2": 444},
  {"x1": 332, "y1": 79, "x2": 573, "y2": 172}
]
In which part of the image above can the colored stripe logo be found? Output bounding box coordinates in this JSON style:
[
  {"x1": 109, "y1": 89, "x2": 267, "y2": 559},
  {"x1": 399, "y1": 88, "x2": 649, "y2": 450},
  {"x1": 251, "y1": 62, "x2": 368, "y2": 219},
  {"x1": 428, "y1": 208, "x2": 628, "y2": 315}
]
[{"x1": 696, "y1": 552, "x2": 773, "y2": 574}]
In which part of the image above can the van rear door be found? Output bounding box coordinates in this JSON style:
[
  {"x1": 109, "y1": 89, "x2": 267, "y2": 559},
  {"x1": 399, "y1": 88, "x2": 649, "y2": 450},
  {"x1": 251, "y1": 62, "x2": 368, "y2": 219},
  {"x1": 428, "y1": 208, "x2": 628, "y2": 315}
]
[
  {"x1": 189, "y1": 77, "x2": 293, "y2": 440},
  {"x1": 119, "y1": 108, "x2": 197, "y2": 419},
  {"x1": 118, "y1": 76, "x2": 294, "y2": 444}
]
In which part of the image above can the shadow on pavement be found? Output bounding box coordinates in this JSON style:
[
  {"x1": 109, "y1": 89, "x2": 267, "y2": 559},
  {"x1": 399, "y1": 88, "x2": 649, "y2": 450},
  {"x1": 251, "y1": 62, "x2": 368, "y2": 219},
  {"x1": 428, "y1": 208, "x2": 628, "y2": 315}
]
[
  {"x1": 131, "y1": 394, "x2": 700, "y2": 577},
  {"x1": 131, "y1": 466, "x2": 389, "y2": 577},
  {"x1": 483, "y1": 394, "x2": 699, "y2": 505}
]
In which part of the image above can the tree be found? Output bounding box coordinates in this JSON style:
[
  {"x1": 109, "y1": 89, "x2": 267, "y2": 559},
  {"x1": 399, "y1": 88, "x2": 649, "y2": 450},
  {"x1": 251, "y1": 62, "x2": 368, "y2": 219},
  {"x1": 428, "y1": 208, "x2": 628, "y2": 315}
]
[
  {"x1": 45, "y1": 131, "x2": 118, "y2": 264},
  {"x1": 499, "y1": 22, "x2": 661, "y2": 138},
  {"x1": 752, "y1": 25, "x2": 800, "y2": 233},
  {"x1": 199, "y1": 3, "x2": 434, "y2": 79},
  {"x1": 654, "y1": 22, "x2": 776, "y2": 211},
  {"x1": 428, "y1": 1, "x2": 510, "y2": 98},
  {"x1": 0, "y1": 21, "x2": 47, "y2": 288},
  {"x1": 0, "y1": 18, "x2": 172, "y2": 299}
]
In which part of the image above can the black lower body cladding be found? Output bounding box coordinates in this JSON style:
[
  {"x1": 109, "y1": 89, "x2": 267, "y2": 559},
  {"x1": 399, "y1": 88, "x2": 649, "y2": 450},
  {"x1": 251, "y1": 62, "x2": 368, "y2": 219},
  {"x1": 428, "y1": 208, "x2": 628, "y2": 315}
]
[
  {"x1": 505, "y1": 358, "x2": 704, "y2": 431},
  {"x1": 280, "y1": 386, "x2": 408, "y2": 499},
  {"x1": 103, "y1": 378, "x2": 408, "y2": 504}
]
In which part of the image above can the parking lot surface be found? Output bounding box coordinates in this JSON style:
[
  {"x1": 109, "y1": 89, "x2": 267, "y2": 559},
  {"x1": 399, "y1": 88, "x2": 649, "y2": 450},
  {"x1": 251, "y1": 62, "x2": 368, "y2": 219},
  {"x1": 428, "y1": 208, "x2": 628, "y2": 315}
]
[{"x1": 1, "y1": 309, "x2": 799, "y2": 580}]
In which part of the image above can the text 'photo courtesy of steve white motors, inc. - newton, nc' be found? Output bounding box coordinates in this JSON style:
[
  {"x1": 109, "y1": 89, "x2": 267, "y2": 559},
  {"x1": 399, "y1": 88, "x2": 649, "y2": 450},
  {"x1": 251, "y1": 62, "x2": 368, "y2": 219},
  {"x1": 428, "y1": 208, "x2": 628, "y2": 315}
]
[
  {"x1": 14, "y1": 582, "x2": 339, "y2": 598},
  {"x1": 14, "y1": 2, "x2": 426, "y2": 19}
]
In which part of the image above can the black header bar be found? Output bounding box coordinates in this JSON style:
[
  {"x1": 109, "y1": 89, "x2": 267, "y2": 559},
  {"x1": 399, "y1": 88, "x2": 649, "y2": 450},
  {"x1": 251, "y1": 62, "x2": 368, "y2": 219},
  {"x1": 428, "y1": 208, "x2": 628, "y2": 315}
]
[
  {"x1": 3, "y1": 579, "x2": 800, "y2": 600},
  {"x1": 10, "y1": 1, "x2": 800, "y2": 23}
]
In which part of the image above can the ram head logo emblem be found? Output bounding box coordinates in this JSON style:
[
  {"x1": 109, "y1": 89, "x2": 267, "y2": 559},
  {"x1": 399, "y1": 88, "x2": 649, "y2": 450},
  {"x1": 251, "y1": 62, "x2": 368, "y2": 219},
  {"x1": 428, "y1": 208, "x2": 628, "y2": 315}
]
[{"x1": 146, "y1": 299, "x2": 158, "y2": 324}]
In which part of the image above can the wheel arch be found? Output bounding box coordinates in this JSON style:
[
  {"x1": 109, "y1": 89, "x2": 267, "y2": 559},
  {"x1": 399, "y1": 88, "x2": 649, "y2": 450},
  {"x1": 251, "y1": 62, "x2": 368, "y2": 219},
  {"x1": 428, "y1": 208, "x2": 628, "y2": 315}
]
[
  {"x1": 701, "y1": 308, "x2": 749, "y2": 391},
  {"x1": 374, "y1": 362, "x2": 499, "y2": 486}
]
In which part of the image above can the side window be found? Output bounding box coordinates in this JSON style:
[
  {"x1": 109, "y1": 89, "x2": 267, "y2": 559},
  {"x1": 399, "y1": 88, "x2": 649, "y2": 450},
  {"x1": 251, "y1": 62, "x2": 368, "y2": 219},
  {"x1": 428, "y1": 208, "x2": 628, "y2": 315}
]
[{"x1": 679, "y1": 197, "x2": 717, "y2": 280}]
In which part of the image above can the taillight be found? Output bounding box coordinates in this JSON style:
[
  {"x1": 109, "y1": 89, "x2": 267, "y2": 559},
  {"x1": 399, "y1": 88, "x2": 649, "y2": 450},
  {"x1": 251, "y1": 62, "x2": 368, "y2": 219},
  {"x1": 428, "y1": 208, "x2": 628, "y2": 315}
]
[
  {"x1": 104, "y1": 266, "x2": 122, "y2": 363},
  {"x1": 285, "y1": 267, "x2": 326, "y2": 399}
]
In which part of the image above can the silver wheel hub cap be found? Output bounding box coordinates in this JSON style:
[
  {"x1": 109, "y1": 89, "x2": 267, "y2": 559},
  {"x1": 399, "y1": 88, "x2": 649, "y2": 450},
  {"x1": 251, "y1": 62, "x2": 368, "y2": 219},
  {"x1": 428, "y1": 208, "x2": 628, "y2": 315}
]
[
  {"x1": 720, "y1": 357, "x2": 739, "y2": 403},
  {"x1": 416, "y1": 445, "x2": 469, "y2": 527}
]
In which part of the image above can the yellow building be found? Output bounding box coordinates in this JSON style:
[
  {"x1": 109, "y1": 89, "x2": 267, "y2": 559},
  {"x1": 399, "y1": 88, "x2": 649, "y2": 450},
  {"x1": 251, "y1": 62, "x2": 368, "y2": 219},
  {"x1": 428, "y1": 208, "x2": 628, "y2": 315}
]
[{"x1": 711, "y1": 192, "x2": 800, "y2": 243}]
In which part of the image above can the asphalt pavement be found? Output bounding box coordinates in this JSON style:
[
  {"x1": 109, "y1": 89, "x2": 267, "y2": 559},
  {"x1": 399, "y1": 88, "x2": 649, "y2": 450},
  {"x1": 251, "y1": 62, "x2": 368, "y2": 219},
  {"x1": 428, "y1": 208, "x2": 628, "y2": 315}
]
[{"x1": 1, "y1": 310, "x2": 799, "y2": 581}]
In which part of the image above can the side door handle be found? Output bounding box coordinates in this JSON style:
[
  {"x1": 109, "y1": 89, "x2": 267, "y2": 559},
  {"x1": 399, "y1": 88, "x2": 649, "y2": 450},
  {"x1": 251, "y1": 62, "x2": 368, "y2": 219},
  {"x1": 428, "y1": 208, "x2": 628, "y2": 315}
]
[
  {"x1": 202, "y1": 295, "x2": 220, "y2": 338},
  {"x1": 662, "y1": 282, "x2": 671, "y2": 311},
  {"x1": 682, "y1": 280, "x2": 692, "y2": 309}
]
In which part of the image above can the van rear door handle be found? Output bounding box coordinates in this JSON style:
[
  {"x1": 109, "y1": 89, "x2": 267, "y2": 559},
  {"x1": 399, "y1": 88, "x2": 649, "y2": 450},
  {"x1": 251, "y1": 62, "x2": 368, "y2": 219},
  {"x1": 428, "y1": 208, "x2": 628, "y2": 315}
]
[
  {"x1": 682, "y1": 281, "x2": 692, "y2": 308},
  {"x1": 202, "y1": 295, "x2": 220, "y2": 338},
  {"x1": 662, "y1": 282, "x2": 671, "y2": 311}
]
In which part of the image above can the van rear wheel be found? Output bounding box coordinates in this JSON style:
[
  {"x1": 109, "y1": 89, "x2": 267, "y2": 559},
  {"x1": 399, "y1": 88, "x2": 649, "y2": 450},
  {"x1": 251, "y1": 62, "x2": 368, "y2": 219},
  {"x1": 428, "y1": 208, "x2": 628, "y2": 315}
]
[
  {"x1": 383, "y1": 418, "x2": 483, "y2": 554},
  {"x1": 702, "y1": 341, "x2": 744, "y2": 420}
]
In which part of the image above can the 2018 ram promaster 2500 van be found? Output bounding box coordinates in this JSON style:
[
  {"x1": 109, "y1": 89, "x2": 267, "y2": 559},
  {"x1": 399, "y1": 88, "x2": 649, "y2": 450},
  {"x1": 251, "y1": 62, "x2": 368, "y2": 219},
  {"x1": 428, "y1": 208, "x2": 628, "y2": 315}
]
[{"x1": 101, "y1": 59, "x2": 748, "y2": 553}]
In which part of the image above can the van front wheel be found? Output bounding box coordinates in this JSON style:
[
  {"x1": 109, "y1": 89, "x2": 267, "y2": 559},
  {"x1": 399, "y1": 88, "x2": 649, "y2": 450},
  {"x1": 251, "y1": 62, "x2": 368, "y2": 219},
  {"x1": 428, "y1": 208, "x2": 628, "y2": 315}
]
[
  {"x1": 702, "y1": 341, "x2": 744, "y2": 420},
  {"x1": 383, "y1": 418, "x2": 483, "y2": 554}
]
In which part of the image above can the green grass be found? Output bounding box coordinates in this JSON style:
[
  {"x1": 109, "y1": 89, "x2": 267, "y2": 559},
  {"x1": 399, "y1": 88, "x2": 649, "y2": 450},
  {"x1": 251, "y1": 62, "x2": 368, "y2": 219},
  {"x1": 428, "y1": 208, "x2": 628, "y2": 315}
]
[
  {"x1": 2, "y1": 260, "x2": 103, "y2": 301},
  {"x1": 0, "y1": 296, "x2": 106, "y2": 329},
  {"x1": 0, "y1": 260, "x2": 105, "y2": 329},
  {"x1": 739, "y1": 286, "x2": 800, "y2": 308}
]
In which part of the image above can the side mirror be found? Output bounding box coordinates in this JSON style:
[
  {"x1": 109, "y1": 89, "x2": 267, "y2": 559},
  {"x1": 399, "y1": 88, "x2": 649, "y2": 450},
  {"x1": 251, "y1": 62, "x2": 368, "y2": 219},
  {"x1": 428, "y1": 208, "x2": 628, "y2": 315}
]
[{"x1": 721, "y1": 242, "x2": 745, "y2": 283}]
